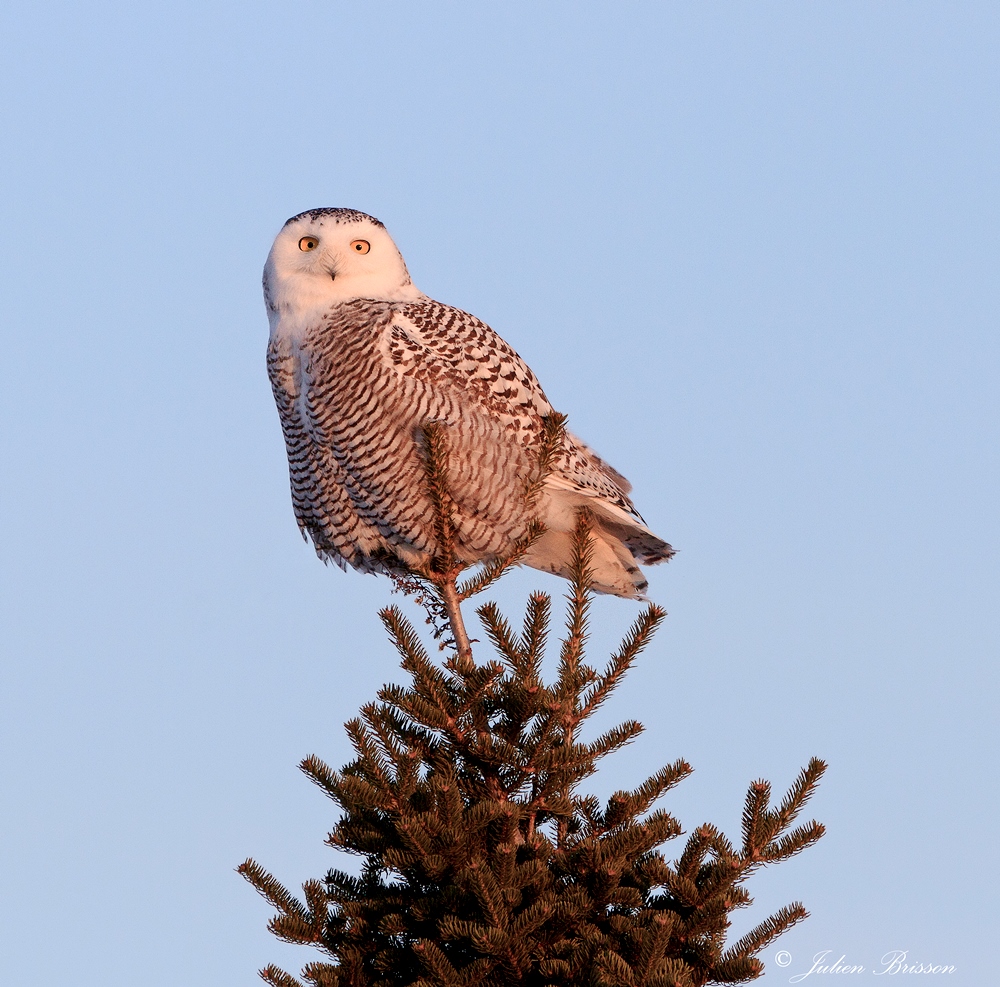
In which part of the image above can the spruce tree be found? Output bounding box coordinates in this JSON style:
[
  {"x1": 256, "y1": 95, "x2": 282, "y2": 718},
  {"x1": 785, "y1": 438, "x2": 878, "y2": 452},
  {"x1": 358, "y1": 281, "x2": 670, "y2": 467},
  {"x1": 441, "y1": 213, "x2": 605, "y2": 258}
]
[{"x1": 241, "y1": 417, "x2": 826, "y2": 987}]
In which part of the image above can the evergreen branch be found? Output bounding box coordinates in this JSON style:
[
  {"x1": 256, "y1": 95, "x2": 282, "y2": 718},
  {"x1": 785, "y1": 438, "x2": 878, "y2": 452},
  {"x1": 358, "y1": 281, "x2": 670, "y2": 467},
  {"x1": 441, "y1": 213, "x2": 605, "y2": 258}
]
[
  {"x1": 363, "y1": 703, "x2": 415, "y2": 777},
  {"x1": 476, "y1": 602, "x2": 522, "y2": 665},
  {"x1": 726, "y1": 885, "x2": 753, "y2": 910},
  {"x1": 385, "y1": 689, "x2": 455, "y2": 735},
  {"x1": 380, "y1": 606, "x2": 433, "y2": 669},
  {"x1": 468, "y1": 925, "x2": 516, "y2": 960},
  {"x1": 520, "y1": 591, "x2": 551, "y2": 671},
  {"x1": 412, "y1": 422, "x2": 477, "y2": 663},
  {"x1": 642, "y1": 807, "x2": 686, "y2": 842},
  {"x1": 709, "y1": 956, "x2": 764, "y2": 983},
  {"x1": 377, "y1": 682, "x2": 457, "y2": 735},
  {"x1": 772, "y1": 758, "x2": 827, "y2": 832},
  {"x1": 301, "y1": 963, "x2": 341, "y2": 987},
  {"x1": 303, "y1": 878, "x2": 330, "y2": 928},
  {"x1": 740, "y1": 781, "x2": 770, "y2": 859},
  {"x1": 681, "y1": 854, "x2": 743, "y2": 909},
  {"x1": 762, "y1": 821, "x2": 826, "y2": 862},
  {"x1": 394, "y1": 816, "x2": 435, "y2": 858},
  {"x1": 370, "y1": 701, "x2": 440, "y2": 759},
  {"x1": 455, "y1": 413, "x2": 565, "y2": 603},
  {"x1": 412, "y1": 938, "x2": 463, "y2": 987},
  {"x1": 721, "y1": 902, "x2": 809, "y2": 963},
  {"x1": 596, "y1": 949, "x2": 637, "y2": 987},
  {"x1": 259, "y1": 965, "x2": 306, "y2": 987},
  {"x1": 463, "y1": 799, "x2": 509, "y2": 832},
  {"x1": 437, "y1": 915, "x2": 486, "y2": 940},
  {"x1": 627, "y1": 760, "x2": 694, "y2": 818},
  {"x1": 576, "y1": 794, "x2": 602, "y2": 831},
  {"x1": 344, "y1": 718, "x2": 395, "y2": 790},
  {"x1": 239, "y1": 859, "x2": 308, "y2": 919},
  {"x1": 380, "y1": 610, "x2": 463, "y2": 717},
  {"x1": 707, "y1": 826, "x2": 737, "y2": 862},
  {"x1": 672, "y1": 894, "x2": 729, "y2": 942},
  {"x1": 742, "y1": 759, "x2": 827, "y2": 861},
  {"x1": 509, "y1": 895, "x2": 555, "y2": 937},
  {"x1": 633, "y1": 913, "x2": 676, "y2": 981},
  {"x1": 457, "y1": 519, "x2": 545, "y2": 601},
  {"x1": 558, "y1": 513, "x2": 595, "y2": 679},
  {"x1": 454, "y1": 958, "x2": 499, "y2": 987},
  {"x1": 662, "y1": 869, "x2": 701, "y2": 909},
  {"x1": 418, "y1": 422, "x2": 460, "y2": 571},
  {"x1": 439, "y1": 576, "x2": 474, "y2": 664},
  {"x1": 586, "y1": 720, "x2": 645, "y2": 763},
  {"x1": 271, "y1": 911, "x2": 324, "y2": 945},
  {"x1": 675, "y1": 826, "x2": 715, "y2": 883},
  {"x1": 580, "y1": 604, "x2": 665, "y2": 721},
  {"x1": 321, "y1": 772, "x2": 387, "y2": 813},
  {"x1": 464, "y1": 863, "x2": 509, "y2": 929},
  {"x1": 598, "y1": 811, "x2": 684, "y2": 865},
  {"x1": 523, "y1": 413, "x2": 567, "y2": 508},
  {"x1": 655, "y1": 956, "x2": 696, "y2": 987},
  {"x1": 323, "y1": 869, "x2": 364, "y2": 898}
]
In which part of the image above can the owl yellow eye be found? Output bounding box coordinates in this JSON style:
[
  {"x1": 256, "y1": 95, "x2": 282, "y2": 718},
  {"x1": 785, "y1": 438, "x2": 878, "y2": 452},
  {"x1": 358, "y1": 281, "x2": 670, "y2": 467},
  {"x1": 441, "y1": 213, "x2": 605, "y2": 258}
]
[
  {"x1": 299, "y1": 236, "x2": 319, "y2": 251},
  {"x1": 350, "y1": 239, "x2": 371, "y2": 254}
]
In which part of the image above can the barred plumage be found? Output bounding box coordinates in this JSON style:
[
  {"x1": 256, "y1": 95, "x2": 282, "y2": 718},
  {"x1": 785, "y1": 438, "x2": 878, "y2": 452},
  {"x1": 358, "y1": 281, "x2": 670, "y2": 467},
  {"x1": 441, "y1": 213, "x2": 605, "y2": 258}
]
[{"x1": 264, "y1": 208, "x2": 673, "y2": 598}]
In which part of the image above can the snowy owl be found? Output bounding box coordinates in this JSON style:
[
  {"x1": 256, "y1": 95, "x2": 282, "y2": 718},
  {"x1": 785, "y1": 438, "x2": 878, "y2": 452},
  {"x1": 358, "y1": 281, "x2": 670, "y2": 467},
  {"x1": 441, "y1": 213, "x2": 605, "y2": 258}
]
[{"x1": 264, "y1": 208, "x2": 673, "y2": 598}]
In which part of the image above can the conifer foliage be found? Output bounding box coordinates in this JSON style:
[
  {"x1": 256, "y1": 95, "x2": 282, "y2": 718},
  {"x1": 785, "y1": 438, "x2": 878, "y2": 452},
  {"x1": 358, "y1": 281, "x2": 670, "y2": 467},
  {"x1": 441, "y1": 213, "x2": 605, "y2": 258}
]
[{"x1": 241, "y1": 419, "x2": 826, "y2": 987}]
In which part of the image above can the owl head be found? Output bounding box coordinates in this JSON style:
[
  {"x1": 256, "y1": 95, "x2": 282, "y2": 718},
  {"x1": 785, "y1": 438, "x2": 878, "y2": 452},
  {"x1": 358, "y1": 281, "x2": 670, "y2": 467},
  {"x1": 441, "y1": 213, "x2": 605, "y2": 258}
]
[{"x1": 263, "y1": 208, "x2": 423, "y2": 331}]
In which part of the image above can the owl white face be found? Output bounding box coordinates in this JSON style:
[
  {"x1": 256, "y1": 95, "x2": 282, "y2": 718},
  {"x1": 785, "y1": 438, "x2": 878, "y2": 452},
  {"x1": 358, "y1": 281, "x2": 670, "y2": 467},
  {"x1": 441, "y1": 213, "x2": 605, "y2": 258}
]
[{"x1": 263, "y1": 209, "x2": 424, "y2": 334}]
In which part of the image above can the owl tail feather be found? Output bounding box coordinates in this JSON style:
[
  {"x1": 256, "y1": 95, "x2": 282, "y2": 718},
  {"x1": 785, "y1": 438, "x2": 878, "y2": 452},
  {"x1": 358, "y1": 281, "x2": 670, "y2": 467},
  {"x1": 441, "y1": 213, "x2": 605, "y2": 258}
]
[
  {"x1": 522, "y1": 520, "x2": 673, "y2": 600},
  {"x1": 521, "y1": 486, "x2": 674, "y2": 599}
]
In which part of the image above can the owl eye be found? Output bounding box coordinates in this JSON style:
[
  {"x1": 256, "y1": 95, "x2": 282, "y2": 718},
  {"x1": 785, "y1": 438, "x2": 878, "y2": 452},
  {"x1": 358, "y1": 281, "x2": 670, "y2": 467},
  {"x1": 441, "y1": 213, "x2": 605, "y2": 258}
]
[
  {"x1": 299, "y1": 236, "x2": 319, "y2": 251},
  {"x1": 350, "y1": 239, "x2": 371, "y2": 254}
]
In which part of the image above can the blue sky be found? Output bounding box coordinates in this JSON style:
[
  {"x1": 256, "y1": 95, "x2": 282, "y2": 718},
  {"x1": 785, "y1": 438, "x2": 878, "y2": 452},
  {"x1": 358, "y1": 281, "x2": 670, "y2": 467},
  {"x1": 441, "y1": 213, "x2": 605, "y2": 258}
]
[{"x1": 1, "y1": 3, "x2": 996, "y2": 983}]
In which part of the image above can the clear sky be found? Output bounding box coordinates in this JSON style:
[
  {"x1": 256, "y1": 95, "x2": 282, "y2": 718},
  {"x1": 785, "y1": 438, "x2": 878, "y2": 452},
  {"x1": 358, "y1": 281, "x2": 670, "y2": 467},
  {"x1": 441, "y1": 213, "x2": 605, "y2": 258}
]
[{"x1": 1, "y1": 2, "x2": 996, "y2": 984}]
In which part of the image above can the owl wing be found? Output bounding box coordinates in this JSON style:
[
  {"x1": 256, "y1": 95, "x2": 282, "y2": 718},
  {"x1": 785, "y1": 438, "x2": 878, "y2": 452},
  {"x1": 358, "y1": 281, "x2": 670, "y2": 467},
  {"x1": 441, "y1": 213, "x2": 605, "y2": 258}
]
[
  {"x1": 388, "y1": 300, "x2": 647, "y2": 524},
  {"x1": 386, "y1": 300, "x2": 673, "y2": 587},
  {"x1": 386, "y1": 300, "x2": 555, "y2": 433}
]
